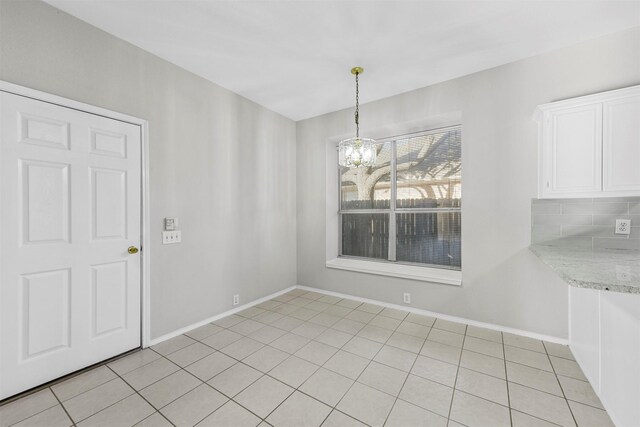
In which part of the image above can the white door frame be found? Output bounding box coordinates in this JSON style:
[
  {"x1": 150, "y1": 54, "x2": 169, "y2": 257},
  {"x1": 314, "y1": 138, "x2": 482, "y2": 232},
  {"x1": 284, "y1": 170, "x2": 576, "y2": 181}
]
[{"x1": 0, "y1": 80, "x2": 152, "y2": 348}]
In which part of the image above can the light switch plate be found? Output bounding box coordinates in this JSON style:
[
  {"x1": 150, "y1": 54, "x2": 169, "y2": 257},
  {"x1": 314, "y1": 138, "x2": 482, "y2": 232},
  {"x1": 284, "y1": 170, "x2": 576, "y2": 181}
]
[
  {"x1": 615, "y1": 219, "x2": 631, "y2": 235},
  {"x1": 164, "y1": 217, "x2": 178, "y2": 231},
  {"x1": 162, "y1": 230, "x2": 182, "y2": 244}
]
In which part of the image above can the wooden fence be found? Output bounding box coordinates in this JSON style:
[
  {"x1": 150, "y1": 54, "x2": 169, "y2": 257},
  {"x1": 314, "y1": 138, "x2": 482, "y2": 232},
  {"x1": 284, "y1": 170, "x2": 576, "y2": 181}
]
[{"x1": 341, "y1": 198, "x2": 461, "y2": 267}]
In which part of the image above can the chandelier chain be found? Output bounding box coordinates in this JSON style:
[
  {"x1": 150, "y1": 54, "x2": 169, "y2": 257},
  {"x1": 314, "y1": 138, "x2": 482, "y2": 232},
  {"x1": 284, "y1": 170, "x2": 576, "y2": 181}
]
[{"x1": 355, "y1": 71, "x2": 359, "y2": 138}]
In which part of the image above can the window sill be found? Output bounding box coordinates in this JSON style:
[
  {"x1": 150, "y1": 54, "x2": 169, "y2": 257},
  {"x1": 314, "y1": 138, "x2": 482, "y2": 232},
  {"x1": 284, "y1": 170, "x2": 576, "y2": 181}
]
[{"x1": 325, "y1": 258, "x2": 462, "y2": 286}]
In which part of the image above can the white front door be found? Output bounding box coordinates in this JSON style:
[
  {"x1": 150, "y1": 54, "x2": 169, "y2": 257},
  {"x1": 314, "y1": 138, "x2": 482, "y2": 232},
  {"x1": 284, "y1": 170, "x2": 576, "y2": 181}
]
[{"x1": 0, "y1": 92, "x2": 142, "y2": 400}]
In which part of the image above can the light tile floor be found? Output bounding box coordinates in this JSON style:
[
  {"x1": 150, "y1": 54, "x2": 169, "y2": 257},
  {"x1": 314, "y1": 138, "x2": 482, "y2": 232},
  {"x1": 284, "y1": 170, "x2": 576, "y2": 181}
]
[{"x1": 0, "y1": 289, "x2": 614, "y2": 427}]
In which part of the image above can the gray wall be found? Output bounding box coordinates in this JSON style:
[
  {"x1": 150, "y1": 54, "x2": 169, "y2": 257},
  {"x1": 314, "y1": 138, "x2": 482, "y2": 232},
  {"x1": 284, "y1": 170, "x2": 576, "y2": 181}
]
[
  {"x1": 297, "y1": 27, "x2": 640, "y2": 339},
  {"x1": 2, "y1": 0, "x2": 639, "y2": 341},
  {"x1": 0, "y1": 0, "x2": 297, "y2": 339},
  {"x1": 532, "y1": 197, "x2": 640, "y2": 250}
]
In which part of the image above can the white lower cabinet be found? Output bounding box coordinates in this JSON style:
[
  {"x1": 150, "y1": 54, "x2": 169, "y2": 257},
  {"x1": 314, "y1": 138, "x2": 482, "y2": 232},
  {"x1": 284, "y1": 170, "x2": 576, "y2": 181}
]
[
  {"x1": 600, "y1": 292, "x2": 640, "y2": 427},
  {"x1": 569, "y1": 287, "x2": 640, "y2": 427},
  {"x1": 569, "y1": 287, "x2": 601, "y2": 391}
]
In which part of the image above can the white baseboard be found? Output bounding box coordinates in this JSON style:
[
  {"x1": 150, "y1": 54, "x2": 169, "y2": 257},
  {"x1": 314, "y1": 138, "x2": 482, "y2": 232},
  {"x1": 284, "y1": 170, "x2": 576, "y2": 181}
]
[
  {"x1": 296, "y1": 285, "x2": 569, "y2": 345},
  {"x1": 147, "y1": 286, "x2": 297, "y2": 347},
  {"x1": 148, "y1": 283, "x2": 567, "y2": 348}
]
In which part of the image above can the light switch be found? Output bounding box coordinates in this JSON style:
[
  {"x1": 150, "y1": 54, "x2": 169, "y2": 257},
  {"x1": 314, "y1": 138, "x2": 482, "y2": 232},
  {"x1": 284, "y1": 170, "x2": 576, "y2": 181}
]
[
  {"x1": 164, "y1": 217, "x2": 178, "y2": 231},
  {"x1": 162, "y1": 230, "x2": 181, "y2": 244}
]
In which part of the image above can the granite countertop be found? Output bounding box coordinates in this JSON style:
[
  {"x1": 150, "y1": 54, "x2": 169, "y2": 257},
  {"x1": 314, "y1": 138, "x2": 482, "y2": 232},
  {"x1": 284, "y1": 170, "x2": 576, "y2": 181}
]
[{"x1": 530, "y1": 245, "x2": 640, "y2": 294}]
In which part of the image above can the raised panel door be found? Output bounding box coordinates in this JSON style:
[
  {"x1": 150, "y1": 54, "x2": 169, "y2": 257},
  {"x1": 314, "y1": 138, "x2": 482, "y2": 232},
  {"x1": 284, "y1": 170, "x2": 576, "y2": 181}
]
[
  {"x1": 543, "y1": 104, "x2": 603, "y2": 197},
  {"x1": 0, "y1": 91, "x2": 142, "y2": 399}
]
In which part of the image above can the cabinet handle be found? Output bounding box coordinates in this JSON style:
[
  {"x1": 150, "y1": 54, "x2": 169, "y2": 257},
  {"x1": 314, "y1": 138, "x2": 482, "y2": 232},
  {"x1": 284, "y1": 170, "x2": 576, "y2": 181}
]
[{"x1": 547, "y1": 181, "x2": 550, "y2": 188}]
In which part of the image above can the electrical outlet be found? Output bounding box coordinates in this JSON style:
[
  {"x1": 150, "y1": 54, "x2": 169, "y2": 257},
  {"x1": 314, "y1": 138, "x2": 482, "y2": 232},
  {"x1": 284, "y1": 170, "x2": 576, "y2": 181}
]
[
  {"x1": 162, "y1": 230, "x2": 182, "y2": 244},
  {"x1": 233, "y1": 294, "x2": 239, "y2": 306},
  {"x1": 615, "y1": 219, "x2": 631, "y2": 235},
  {"x1": 403, "y1": 293, "x2": 411, "y2": 304}
]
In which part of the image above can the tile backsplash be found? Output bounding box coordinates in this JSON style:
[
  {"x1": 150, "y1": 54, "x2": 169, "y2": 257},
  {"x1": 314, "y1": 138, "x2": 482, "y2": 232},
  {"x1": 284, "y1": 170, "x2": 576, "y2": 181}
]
[{"x1": 531, "y1": 197, "x2": 640, "y2": 250}]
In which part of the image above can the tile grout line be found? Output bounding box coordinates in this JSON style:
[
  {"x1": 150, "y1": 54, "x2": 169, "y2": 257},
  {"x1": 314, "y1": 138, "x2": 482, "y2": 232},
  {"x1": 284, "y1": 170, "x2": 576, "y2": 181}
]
[
  {"x1": 381, "y1": 317, "x2": 440, "y2": 426},
  {"x1": 104, "y1": 363, "x2": 177, "y2": 427},
  {"x1": 37, "y1": 387, "x2": 78, "y2": 427},
  {"x1": 243, "y1": 292, "x2": 357, "y2": 424},
  {"x1": 4, "y1": 395, "x2": 61, "y2": 427},
  {"x1": 0, "y1": 348, "x2": 142, "y2": 410},
  {"x1": 507, "y1": 343, "x2": 605, "y2": 406},
  {"x1": 501, "y1": 331, "x2": 514, "y2": 427},
  {"x1": 219, "y1": 295, "x2": 596, "y2": 424},
  {"x1": 55, "y1": 368, "x2": 121, "y2": 402},
  {"x1": 327, "y1": 306, "x2": 411, "y2": 426},
  {"x1": 456, "y1": 332, "x2": 580, "y2": 424},
  {"x1": 172, "y1": 327, "x2": 572, "y2": 402},
  {"x1": 5, "y1": 290, "x2": 609, "y2": 427},
  {"x1": 188, "y1": 293, "x2": 600, "y2": 425},
  {"x1": 45, "y1": 371, "x2": 154, "y2": 427},
  {"x1": 245, "y1": 299, "x2": 395, "y2": 426},
  {"x1": 184, "y1": 294, "x2": 364, "y2": 425},
  {"x1": 258, "y1": 349, "x2": 337, "y2": 426},
  {"x1": 63, "y1": 381, "x2": 137, "y2": 425},
  {"x1": 511, "y1": 409, "x2": 565, "y2": 427},
  {"x1": 224, "y1": 342, "x2": 316, "y2": 423},
  {"x1": 445, "y1": 324, "x2": 467, "y2": 424},
  {"x1": 133, "y1": 411, "x2": 165, "y2": 427},
  {"x1": 7, "y1": 347, "x2": 201, "y2": 427},
  {"x1": 133, "y1": 361, "x2": 207, "y2": 422},
  {"x1": 349, "y1": 311, "x2": 412, "y2": 420},
  {"x1": 384, "y1": 333, "x2": 604, "y2": 413},
  {"x1": 405, "y1": 330, "x2": 523, "y2": 418},
  {"x1": 51, "y1": 389, "x2": 78, "y2": 427},
  {"x1": 257, "y1": 303, "x2": 380, "y2": 425},
  {"x1": 132, "y1": 345, "x2": 284, "y2": 427},
  {"x1": 542, "y1": 341, "x2": 580, "y2": 427},
  {"x1": 193, "y1": 383, "x2": 267, "y2": 426},
  {"x1": 151, "y1": 344, "x2": 269, "y2": 425},
  {"x1": 553, "y1": 378, "x2": 605, "y2": 410},
  {"x1": 185, "y1": 350, "x2": 273, "y2": 426},
  {"x1": 294, "y1": 317, "x2": 420, "y2": 426},
  {"x1": 47, "y1": 367, "x2": 139, "y2": 417}
]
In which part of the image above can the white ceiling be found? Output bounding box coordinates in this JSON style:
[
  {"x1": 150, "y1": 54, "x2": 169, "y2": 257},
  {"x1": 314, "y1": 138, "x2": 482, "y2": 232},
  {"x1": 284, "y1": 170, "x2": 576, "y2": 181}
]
[{"x1": 44, "y1": 0, "x2": 640, "y2": 121}]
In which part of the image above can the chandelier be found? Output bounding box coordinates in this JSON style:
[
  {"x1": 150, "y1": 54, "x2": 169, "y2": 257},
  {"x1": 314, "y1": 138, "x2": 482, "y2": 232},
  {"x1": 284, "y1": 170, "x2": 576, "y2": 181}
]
[{"x1": 338, "y1": 67, "x2": 377, "y2": 168}]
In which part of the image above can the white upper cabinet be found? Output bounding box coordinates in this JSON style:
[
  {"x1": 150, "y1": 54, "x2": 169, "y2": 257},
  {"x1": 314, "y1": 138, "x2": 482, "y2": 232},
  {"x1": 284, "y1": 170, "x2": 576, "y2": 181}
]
[
  {"x1": 603, "y1": 96, "x2": 640, "y2": 193},
  {"x1": 536, "y1": 85, "x2": 640, "y2": 199},
  {"x1": 544, "y1": 104, "x2": 603, "y2": 196}
]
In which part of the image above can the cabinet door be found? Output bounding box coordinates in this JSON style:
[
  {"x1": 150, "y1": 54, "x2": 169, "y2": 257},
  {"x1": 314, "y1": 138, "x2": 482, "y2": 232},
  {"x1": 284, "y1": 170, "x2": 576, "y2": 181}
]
[
  {"x1": 600, "y1": 292, "x2": 640, "y2": 427},
  {"x1": 603, "y1": 96, "x2": 640, "y2": 194},
  {"x1": 569, "y1": 286, "x2": 601, "y2": 392},
  {"x1": 542, "y1": 104, "x2": 602, "y2": 197}
]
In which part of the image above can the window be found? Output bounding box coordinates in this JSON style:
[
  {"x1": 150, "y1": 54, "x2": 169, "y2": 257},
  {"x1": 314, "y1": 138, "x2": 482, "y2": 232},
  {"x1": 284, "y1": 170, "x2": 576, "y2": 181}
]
[{"x1": 339, "y1": 125, "x2": 461, "y2": 270}]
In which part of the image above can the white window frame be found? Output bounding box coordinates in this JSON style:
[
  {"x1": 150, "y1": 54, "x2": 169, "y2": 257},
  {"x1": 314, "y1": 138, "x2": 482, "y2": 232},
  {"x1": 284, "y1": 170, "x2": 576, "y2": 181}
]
[{"x1": 325, "y1": 114, "x2": 463, "y2": 286}]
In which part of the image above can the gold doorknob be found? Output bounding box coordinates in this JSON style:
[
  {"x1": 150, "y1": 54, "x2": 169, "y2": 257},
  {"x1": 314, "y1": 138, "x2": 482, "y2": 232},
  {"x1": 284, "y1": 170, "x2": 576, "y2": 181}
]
[{"x1": 128, "y1": 246, "x2": 139, "y2": 254}]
